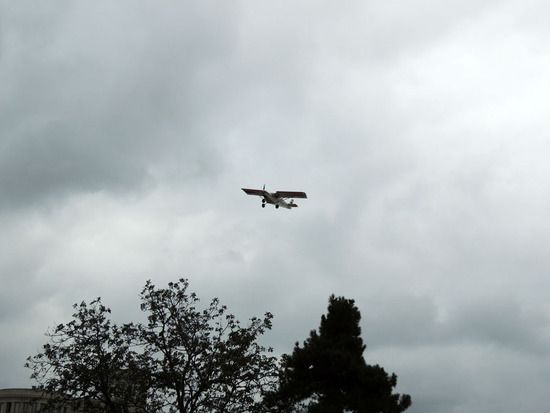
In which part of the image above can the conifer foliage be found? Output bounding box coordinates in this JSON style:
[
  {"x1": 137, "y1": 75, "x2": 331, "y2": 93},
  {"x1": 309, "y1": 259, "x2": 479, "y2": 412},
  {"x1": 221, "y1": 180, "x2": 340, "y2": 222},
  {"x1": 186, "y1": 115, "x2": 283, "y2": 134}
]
[{"x1": 266, "y1": 295, "x2": 411, "y2": 413}]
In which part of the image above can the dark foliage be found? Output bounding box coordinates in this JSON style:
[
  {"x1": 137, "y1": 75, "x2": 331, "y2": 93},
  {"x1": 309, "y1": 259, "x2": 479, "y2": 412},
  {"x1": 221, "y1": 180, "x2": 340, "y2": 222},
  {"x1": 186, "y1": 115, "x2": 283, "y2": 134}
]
[
  {"x1": 265, "y1": 295, "x2": 412, "y2": 413},
  {"x1": 25, "y1": 299, "x2": 148, "y2": 413},
  {"x1": 137, "y1": 278, "x2": 278, "y2": 413},
  {"x1": 26, "y1": 279, "x2": 278, "y2": 413}
]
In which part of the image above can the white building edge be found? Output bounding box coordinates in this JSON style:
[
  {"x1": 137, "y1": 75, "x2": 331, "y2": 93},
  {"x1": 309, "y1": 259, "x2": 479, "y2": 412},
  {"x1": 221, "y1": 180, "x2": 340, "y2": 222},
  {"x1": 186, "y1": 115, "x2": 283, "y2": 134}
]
[{"x1": 0, "y1": 389, "x2": 61, "y2": 413}]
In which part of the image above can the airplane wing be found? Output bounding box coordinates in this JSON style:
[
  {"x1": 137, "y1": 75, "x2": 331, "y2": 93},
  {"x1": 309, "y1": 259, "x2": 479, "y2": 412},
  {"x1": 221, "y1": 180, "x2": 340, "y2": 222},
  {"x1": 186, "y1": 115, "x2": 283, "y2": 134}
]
[
  {"x1": 242, "y1": 188, "x2": 267, "y2": 197},
  {"x1": 274, "y1": 191, "x2": 308, "y2": 199}
]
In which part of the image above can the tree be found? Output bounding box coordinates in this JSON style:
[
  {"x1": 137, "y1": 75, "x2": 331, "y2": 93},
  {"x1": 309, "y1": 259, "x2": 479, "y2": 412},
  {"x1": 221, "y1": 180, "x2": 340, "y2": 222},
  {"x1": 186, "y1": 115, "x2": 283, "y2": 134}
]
[
  {"x1": 138, "y1": 279, "x2": 278, "y2": 413},
  {"x1": 25, "y1": 299, "x2": 149, "y2": 413},
  {"x1": 265, "y1": 295, "x2": 411, "y2": 413},
  {"x1": 27, "y1": 279, "x2": 279, "y2": 413}
]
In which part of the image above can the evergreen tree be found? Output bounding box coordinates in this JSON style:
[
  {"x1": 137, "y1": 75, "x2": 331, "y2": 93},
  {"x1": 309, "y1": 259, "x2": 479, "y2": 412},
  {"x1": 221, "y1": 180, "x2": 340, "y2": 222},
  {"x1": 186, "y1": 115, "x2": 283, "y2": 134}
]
[{"x1": 266, "y1": 295, "x2": 411, "y2": 413}]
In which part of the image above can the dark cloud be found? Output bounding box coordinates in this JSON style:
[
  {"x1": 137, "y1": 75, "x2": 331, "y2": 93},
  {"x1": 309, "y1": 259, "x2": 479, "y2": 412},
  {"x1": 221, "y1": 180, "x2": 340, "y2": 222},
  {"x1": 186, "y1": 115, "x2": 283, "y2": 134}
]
[
  {"x1": 2, "y1": 2, "x2": 550, "y2": 413},
  {"x1": 0, "y1": 2, "x2": 239, "y2": 210}
]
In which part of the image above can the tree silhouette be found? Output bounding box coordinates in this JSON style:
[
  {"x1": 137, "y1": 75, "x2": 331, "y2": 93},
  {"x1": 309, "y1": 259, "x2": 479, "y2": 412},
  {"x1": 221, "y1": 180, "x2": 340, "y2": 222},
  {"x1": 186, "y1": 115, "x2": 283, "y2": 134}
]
[
  {"x1": 138, "y1": 278, "x2": 278, "y2": 413},
  {"x1": 25, "y1": 299, "x2": 148, "y2": 413},
  {"x1": 26, "y1": 279, "x2": 278, "y2": 413},
  {"x1": 266, "y1": 295, "x2": 411, "y2": 413}
]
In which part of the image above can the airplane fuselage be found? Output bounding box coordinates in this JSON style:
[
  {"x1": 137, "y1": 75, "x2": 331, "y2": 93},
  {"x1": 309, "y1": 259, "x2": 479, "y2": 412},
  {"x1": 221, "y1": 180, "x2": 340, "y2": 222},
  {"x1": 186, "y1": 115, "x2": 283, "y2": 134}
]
[{"x1": 262, "y1": 193, "x2": 297, "y2": 209}]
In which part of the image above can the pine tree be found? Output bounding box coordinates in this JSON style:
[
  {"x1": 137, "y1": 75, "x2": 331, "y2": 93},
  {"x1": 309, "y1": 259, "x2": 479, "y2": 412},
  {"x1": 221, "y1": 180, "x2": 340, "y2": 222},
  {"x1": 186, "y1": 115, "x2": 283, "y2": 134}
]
[{"x1": 266, "y1": 295, "x2": 411, "y2": 413}]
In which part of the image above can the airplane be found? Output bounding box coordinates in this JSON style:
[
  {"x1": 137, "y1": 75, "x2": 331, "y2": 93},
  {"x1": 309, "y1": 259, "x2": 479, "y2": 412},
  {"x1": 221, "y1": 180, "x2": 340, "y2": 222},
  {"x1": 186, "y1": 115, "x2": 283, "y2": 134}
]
[{"x1": 242, "y1": 185, "x2": 307, "y2": 209}]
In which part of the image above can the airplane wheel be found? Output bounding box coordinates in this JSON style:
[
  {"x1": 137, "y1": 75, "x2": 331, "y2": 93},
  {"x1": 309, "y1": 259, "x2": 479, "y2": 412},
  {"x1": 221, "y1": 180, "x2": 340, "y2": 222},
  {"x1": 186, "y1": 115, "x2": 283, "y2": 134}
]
[
  {"x1": 276, "y1": 205, "x2": 279, "y2": 209},
  {"x1": 262, "y1": 204, "x2": 265, "y2": 208}
]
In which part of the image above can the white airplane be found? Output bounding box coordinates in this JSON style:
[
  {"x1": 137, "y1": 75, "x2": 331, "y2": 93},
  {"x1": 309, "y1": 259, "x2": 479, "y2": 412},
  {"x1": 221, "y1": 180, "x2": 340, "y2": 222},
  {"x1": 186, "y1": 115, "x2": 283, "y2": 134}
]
[{"x1": 242, "y1": 185, "x2": 307, "y2": 209}]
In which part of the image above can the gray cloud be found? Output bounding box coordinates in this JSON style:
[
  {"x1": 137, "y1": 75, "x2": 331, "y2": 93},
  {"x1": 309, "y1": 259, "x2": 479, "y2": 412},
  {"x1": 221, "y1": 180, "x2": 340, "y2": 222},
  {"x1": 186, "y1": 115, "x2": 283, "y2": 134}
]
[
  {"x1": 2, "y1": 2, "x2": 550, "y2": 413},
  {"x1": 0, "y1": 2, "x2": 240, "y2": 209}
]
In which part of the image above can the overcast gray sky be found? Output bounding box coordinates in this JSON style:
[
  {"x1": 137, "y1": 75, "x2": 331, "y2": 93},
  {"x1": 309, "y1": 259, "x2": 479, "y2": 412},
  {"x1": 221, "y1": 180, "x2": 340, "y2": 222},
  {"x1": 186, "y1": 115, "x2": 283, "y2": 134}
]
[{"x1": 2, "y1": 1, "x2": 550, "y2": 412}]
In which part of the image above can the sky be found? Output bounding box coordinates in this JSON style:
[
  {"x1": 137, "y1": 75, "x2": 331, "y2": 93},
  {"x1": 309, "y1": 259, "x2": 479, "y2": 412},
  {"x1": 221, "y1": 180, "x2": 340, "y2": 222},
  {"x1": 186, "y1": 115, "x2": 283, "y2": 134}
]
[{"x1": 1, "y1": 1, "x2": 550, "y2": 412}]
